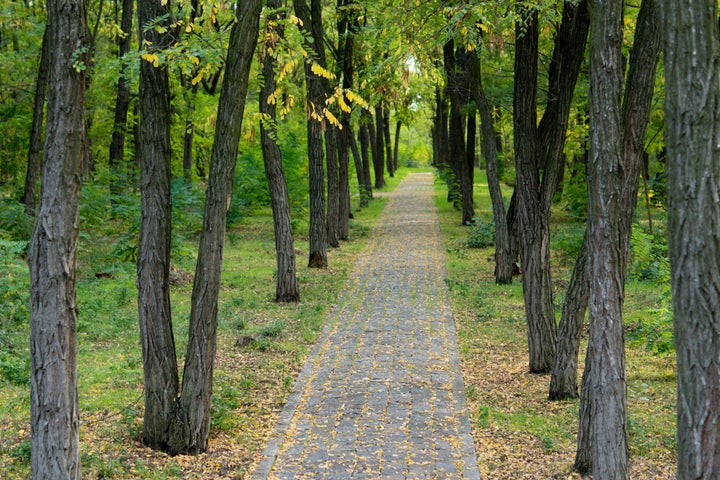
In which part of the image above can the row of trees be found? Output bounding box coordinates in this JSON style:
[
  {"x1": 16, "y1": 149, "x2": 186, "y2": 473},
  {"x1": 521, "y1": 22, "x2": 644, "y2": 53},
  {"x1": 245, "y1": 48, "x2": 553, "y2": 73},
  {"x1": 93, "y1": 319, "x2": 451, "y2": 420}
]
[
  {"x1": 12, "y1": 0, "x2": 720, "y2": 476},
  {"x1": 429, "y1": 0, "x2": 719, "y2": 478}
]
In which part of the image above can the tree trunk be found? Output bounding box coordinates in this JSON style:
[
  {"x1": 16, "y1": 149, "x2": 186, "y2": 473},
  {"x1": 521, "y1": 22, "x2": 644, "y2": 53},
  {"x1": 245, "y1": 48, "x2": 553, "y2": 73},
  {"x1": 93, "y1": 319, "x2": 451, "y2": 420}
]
[
  {"x1": 663, "y1": 0, "x2": 720, "y2": 477},
  {"x1": 295, "y1": 0, "x2": 328, "y2": 268},
  {"x1": 181, "y1": 81, "x2": 199, "y2": 183},
  {"x1": 586, "y1": 0, "x2": 629, "y2": 477},
  {"x1": 28, "y1": 0, "x2": 86, "y2": 476},
  {"x1": 259, "y1": 0, "x2": 299, "y2": 303},
  {"x1": 108, "y1": 0, "x2": 134, "y2": 193},
  {"x1": 467, "y1": 46, "x2": 513, "y2": 284},
  {"x1": 571, "y1": 0, "x2": 660, "y2": 471},
  {"x1": 23, "y1": 28, "x2": 49, "y2": 216},
  {"x1": 464, "y1": 109, "x2": 476, "y2": 222},
  {"x1": 383, "y1": 107, "x2": 393, "y2": 177},
  {"x1": 358, "y1": 117, "x2": 374, "y2": 204},
  {"x1": 168, "y1": 0, "x2": 262, "y2": 454},
  {"x1": 513, "y1": 7, "x2": 557, "y2": 373},
  {"x1": 326, "y1": 126, "x2": 340, "y2": 248},
  {"x1": 393, "y1": 120, "x2": 401, "y2": 171},
  {"x1": 337, "y1": 131, "x2": 350, "y2": 240},
  {"x1": 336, "y1": 0, "x2": 355, "y2": 233},
  {"x1": 136, "y1": 0, "x2": 179, "y2": 451},
  {"x1": 373, "y1": 104, "x2": 386, "y2": 188}
]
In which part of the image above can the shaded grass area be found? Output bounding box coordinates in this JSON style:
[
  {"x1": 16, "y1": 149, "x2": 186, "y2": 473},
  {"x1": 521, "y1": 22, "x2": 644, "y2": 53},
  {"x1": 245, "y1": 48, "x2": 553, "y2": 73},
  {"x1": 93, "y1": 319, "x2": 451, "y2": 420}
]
[
  {"x1": 0, "y1": 169, "x2": 408, "y2": 479},
  {"x1": 436, "y1": 169, "x2": 676, "y2": 479}
]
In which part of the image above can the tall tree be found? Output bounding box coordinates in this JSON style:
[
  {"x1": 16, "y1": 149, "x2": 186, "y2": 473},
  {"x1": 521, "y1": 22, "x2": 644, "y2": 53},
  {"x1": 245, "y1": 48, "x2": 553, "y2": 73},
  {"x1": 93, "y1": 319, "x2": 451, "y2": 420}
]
[
  {"x1": 28, "y1": 0, "x2": 86, "y2": 475},
  {"x1": 513, "y1": 6, "x2": 557, "y2": 373},
  {"x1": 23, "y1": 28, "x2": 48, "y2": 216},
  {"x1": 513, "y1": 0, "x2": 589, "y2": 373},
  {"x1": 663, "y1": 0, "x2": 720, "y2": 476},
  {"x1": 259, "y1": 0, "x2": 300, "y2": 302},
  {"x1": 552, "y1": 0, "x2": 660, "y2": 407},
  {"x1": 467, "y1": 44, "x2": 513, "y2": 284},
  {"x1": 295, "y1": 0, "x2": 328, "y2": 267},
  {"x1": 571, "y1": 0, "x2": 660, "y2": 472},
  {"x1": 585, "y1": 0, "x2": 628, "y2": 476},
  {"x1": 373, "y1": 103, "x2": 386, "y2": 188},
  {"x1": 168, "y1": 0, "x2": 263, "y2": 453},
  {"x1": 135, "y1": 0, "x2": 262, "y2": 454},
  {"x1": 136, "y1": 0, "x2": 178, "y2": 450},
  {"x1": 108, "y1": 0, "x2": 134, "y2": 191}
]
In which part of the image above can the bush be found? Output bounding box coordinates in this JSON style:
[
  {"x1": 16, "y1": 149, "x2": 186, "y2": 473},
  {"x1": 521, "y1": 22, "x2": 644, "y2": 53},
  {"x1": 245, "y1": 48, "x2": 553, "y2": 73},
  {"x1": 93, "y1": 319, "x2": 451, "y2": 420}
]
[
  {"x1": 629, "y1": 224, "x2": 670, "y2": 283},
  {"x1": 466, "y1": 215, "x2": 495, "y2": 249},
  {"x1": 0, "y1": 199, "x2": 33, "y2": 241}
]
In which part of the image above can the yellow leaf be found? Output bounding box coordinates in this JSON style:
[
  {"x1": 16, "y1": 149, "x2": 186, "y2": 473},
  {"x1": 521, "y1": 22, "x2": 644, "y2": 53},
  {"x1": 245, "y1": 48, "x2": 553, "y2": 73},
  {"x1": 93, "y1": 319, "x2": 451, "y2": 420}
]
[
  {"x1": 190, "y1": 55, "x2": 200, "y2": 65},
  {"x1": 311, "y1": 63, "x2": 335, "y2": 80},
  {"x1": 191, "y1": 71, "x2": 204, "y2": 85},
  {"x1": 324, "y1": 108, "x2": 342, "y2": 129}
]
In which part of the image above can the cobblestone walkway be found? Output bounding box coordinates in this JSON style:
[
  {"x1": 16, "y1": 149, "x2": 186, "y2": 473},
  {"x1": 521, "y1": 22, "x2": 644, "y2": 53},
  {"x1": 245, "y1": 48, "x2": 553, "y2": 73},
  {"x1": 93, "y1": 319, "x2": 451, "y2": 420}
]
[{"x1": 250, "y1": 172, "x2": 481, "y2": 479}]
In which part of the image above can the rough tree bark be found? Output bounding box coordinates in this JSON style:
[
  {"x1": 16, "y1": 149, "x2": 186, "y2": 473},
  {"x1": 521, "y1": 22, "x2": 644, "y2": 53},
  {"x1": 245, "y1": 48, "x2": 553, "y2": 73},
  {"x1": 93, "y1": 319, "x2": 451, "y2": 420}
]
[
  {"x1": 136, "y1": 0, "x2": 178, "y2": 450},
  {"x1": 108, "y1": 0, "x2": 134, "y2": 192},
  {"x1": 168, "y1": 0, "x2": 263, "y2": 454},
  {"x1": 295, "y1": 0, "x2": 328, "y2": 267},
  {"x1": 259, "y1": 0, "x2": 300, "y2": 303},
  {"x1": 467, "y1": 46, "x2": 512, "y2": 284},
  {"x1": 373, "y1": 104, "x2": 386, "y2": 188},
  {"x1": 585, "y1": 0, "x2": 629, "y2": 477},
  {"x1": 23, "y1": 28, "x2": 49, "y2": 216},
  {"x1": 28, "y1": 0, "x2": 86, "y2": 476},
  {"x1": 553, "y1": 0, "x2": 659, "y2": 404},
  {"x1": 663, "y1": 0, "x2": 720, "y2": 477},
  {"x1": 513, "y1": 6, "x2": 557, "y2": 373}
]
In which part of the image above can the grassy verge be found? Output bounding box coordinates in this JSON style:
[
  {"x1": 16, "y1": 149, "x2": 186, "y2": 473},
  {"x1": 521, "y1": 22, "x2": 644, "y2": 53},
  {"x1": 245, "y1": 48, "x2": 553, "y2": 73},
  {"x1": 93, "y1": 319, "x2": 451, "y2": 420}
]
[
  {"x1": 436, "y1": 169, "x2": 676, "y2": 479},
  {"x1": 0, "y1": 169, "x2": 407, "y2": 479}
]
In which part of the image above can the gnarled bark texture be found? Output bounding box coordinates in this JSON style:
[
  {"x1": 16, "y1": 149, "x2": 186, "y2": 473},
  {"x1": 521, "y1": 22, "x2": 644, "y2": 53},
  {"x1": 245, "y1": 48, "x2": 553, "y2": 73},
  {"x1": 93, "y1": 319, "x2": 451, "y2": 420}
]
[
  {"x1": 260, "y1": 0, "x2": 300, "y2": 303},
  {"x1": 295, "y1": 0, "x2": 328, "y2": 267},
  {"x1": 586, "y1": 0, "x2": 629, "y2": 477},
  {"x1": 28, "y1": 0, "x2": 86, "y2": 476},
  {"x1": 663, "y1": 0, "x2": 720, "y2": 477},
  {"x1": 168, "y1": 0, "x2": 262, "y2": 454},
  {"x1": 136, "y1": 0, "x2": 178, "y2": 450}
]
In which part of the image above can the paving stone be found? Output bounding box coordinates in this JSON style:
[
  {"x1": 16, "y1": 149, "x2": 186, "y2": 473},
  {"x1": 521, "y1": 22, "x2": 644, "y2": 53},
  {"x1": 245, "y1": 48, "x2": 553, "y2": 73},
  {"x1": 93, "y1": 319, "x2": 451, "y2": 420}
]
[{"x1": 249, "y1": 173, "x2": 481, "y2": 479}]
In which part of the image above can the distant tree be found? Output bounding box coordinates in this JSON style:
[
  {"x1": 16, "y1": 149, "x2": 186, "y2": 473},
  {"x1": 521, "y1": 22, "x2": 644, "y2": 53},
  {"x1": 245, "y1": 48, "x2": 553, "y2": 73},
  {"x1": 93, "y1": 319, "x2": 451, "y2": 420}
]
[
  {"x1": 373, "y1": 103, "x2": 386, "y2": 188},
  {"x1": 22, "y1": 28, "x2": 48, "y2": 216},
  {"x1": 108, "y1": 0, "x2": 134, "y2": 192},
  {"x1": 295, "y1": 0, "x2": 328, "y2": 267},
  {"x1": 28, "y1": 0, "x2": 86, "y2": 475},
  {"x1": 259, "y1": 0, "x2": 300, "y2": 303},
  {"x1": 467, "y1": 44, "x2": 513, "y2": 284},
  {"x1": 663, "y1": 0, "x2": 720, "y2": 477},
  {"x1": 513, "y1": 0, "x2": 589, "y2": 373}
]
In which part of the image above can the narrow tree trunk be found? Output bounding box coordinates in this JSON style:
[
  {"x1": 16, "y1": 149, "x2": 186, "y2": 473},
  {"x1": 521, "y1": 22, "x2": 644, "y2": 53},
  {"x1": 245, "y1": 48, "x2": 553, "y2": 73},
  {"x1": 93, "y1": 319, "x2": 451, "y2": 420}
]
[
  {"x1": 168, "y1": 0, "x2": 263, "y2": 454},
  {"x1": 467, "y1": 46, "x2": 513, "y2": 284},
  {"x1": 338, "y1": 131, "x2": 351, "y2": 240},
  {"x1": 136, "y1": 0, "x2": 179, "y2": 450},
  {"x1": 383, "y1": 107, "x2": 393, "y2": 176},
  {"x1": 181, "y1": 82, "x2": 198, "y2": 183},
  {"x1": 393, "y1": 120, "x2": 401, "y2": 171},
  {"x1": 28, "y1": 0, "x2": 86, "y2": 476},
  {"x1": 571, "y1": 0, "x2": 660, "y2": 471},
  {"x1": 259, "y1": 0, "x2": 299, "y2": 303},
  {"x1": 513, "y1": 7, "x2": 557, "y2": 373},
  {"x1": 295, "y1": 0, "x2": 328, "y2": 268},
  {"x1": 373, "y1": 104, "x2": 385, "y2": 188},
  {"x1": 326, "y1": 125, "x2": 340, "y2": 248},
  {"x1": 359, "y1": 119, "x2": 374, "y2": 204},
  {"x1": 663, "y1": 0, "x2": 720, "y2": 477},
  {"x1": 108, "y1": 0, "x2": 134, "y2": 193},
  {"x1": 463, "y1": 109, "x2": 476, "y2": 223},
  {"x1": 23, "y1": 28, "x2": 49, "y2": 216},
  {"x1": 586, "y1": 0, "x2": 629, "y2": 477}
]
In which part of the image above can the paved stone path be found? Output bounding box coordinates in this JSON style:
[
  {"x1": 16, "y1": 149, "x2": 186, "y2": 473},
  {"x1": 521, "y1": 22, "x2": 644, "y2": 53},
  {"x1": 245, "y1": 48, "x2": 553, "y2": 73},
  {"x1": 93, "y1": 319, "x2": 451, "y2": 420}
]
[{"x1": 250, "y1": 172, "x2": 481, "y2": 479}]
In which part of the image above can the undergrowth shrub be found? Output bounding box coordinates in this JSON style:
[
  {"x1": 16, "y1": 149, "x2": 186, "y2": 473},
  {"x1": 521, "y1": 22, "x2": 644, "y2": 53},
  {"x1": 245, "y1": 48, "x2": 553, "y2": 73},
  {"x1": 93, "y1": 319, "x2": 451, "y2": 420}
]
[
  {"x1": 466, "y1": 215, "x2": 495, "y2": 249},
  {"x1": 626, "y1": 286, "x2": 674, "y2": 355},
  {"x1": 629, "y1": 224, "x2": 669, "y2": 283},
  {"x1": 0, "y1": 198, "x2": 33, "y2": 241}
]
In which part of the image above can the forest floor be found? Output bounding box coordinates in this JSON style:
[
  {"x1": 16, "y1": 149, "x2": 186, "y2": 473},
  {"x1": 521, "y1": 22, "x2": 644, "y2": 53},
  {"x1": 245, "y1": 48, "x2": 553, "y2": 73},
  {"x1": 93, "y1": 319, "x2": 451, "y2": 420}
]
[{"x1": 0, "y1": 167, "x2": 676, "y2": 478}]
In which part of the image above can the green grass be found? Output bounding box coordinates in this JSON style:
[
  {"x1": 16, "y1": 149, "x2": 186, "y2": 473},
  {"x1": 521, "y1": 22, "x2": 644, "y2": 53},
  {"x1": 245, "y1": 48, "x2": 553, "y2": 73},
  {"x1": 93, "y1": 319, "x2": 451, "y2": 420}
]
[
  {"x1": 0, "y1": 168, "x2": 400, "y2": 479},
  {"x1": 437, "y1": 167, "x2": 676, "y2": 478}
]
